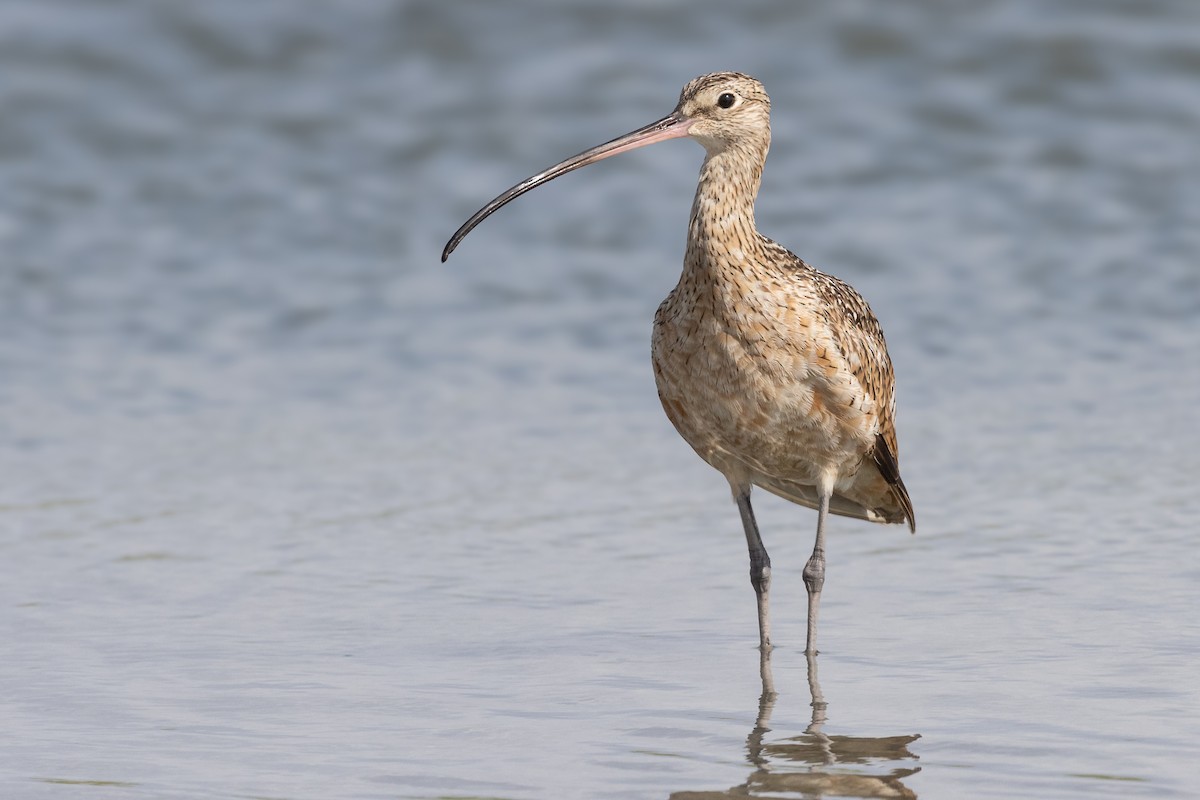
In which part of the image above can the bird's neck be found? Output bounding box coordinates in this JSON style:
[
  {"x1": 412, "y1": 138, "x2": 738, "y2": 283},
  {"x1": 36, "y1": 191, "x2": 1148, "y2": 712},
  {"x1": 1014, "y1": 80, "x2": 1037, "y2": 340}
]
[{"x1": 685, "y1": 146, "x2": 768, "y2": 273}]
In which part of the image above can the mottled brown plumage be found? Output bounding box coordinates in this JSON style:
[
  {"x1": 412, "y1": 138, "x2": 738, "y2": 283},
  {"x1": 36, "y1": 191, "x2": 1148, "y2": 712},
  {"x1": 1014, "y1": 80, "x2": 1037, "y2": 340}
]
[{"x1": 443, "y1": 72, "x2": 914, "y2": 656}]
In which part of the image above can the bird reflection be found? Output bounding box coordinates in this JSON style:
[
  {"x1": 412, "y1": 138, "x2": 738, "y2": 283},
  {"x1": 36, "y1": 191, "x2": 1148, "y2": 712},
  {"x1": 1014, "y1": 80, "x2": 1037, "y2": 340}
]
[{"x1": 672, "y1": 652, "x2": 920, "y2": 799}]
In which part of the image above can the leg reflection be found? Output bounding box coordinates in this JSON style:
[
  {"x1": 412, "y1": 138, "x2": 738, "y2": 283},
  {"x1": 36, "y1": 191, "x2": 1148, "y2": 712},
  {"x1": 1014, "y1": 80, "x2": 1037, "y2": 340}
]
[
  {"x1": 747, "y1": 646, "x2": 777, "y2": 771},
  {"x1": 673, "y1": 650, "x2": 921, "y2": 799},
  {"x1": 805, "y1": 649, "x2": 827, "y2": 731}
]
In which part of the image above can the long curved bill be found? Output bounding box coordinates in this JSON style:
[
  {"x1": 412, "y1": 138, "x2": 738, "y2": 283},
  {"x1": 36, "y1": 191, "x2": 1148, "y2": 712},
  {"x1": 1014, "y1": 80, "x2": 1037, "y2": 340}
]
[{"x1": 441, "y1": 111, "x2": 693, "y2": 262}]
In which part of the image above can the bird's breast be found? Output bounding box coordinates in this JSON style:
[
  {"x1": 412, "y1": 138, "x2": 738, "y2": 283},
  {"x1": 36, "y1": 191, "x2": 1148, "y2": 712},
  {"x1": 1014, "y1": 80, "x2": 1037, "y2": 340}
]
[{"x1": 651, "y1": 269, "x2": 878, "y2": 485}]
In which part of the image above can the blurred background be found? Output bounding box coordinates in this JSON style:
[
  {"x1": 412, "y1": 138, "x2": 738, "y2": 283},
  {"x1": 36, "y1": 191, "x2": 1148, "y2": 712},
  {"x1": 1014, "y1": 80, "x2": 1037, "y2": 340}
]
[{"x1": 2, "y1": 1, "x2": 1197, "y2": 798}]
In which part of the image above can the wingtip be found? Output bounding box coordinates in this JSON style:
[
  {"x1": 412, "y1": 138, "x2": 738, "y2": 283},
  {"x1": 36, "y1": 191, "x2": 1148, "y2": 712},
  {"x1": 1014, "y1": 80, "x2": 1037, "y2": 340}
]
[
  {"x1": 900, "y1": 487, "x2": 916, "y2": 534},
  {"x1": 872, "y1": 433, "x2": 915, "y2": 535}
]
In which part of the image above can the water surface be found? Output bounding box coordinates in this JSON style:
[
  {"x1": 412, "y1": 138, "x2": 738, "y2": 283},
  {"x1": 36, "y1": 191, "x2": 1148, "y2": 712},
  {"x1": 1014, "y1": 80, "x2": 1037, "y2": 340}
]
[{"x1": 2, "y1": 1, "x2": 1198, "y2": 798}]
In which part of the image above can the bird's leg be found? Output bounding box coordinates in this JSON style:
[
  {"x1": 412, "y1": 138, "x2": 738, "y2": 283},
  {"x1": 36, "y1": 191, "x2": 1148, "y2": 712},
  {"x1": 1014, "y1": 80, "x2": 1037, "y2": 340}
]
[
  {"x1": 734, "y1": 486, "x2": 772, "y2": 652},
  {"x1": 803, "y1": 479, "x2": 833, "y2": 655}
]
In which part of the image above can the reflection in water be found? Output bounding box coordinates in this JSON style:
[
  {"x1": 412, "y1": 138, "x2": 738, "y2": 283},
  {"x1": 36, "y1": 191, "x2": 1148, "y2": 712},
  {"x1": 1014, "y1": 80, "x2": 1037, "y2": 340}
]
[{"x1": 672, "y1": 652, "x2": 920, "y2": 799}]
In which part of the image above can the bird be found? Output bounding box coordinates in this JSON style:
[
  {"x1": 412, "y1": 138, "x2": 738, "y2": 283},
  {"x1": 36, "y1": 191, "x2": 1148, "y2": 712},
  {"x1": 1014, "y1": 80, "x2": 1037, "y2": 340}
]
[{"x1": 442, "y1": 72, "x2": 915, "y2": 656}]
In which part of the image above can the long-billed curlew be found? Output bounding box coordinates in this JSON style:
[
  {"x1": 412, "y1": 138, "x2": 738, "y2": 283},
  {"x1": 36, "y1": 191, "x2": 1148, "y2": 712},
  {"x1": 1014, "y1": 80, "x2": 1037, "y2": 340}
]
[{"x1": 443, "y1": 72, "x2": 915, "y2": 656}]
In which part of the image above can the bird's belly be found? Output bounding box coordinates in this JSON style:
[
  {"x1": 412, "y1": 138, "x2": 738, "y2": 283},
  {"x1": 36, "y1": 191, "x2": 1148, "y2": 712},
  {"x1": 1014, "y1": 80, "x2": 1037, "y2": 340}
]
[{"x1": 651, "y1": 312, "x2": 872, "y2": 487}]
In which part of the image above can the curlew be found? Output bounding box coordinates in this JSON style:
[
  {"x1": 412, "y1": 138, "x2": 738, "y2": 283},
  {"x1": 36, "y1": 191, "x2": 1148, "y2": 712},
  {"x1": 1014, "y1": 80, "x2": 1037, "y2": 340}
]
[{"x1": 443, "y1": 72, "x2": 915, "y2": 656}]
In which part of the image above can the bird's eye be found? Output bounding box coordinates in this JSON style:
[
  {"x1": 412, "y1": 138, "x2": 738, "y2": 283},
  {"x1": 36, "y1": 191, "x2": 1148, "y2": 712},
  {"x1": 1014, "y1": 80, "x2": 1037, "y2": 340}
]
[{"x1": 717, "y1": 92, "x2": 736, "y2": 109}]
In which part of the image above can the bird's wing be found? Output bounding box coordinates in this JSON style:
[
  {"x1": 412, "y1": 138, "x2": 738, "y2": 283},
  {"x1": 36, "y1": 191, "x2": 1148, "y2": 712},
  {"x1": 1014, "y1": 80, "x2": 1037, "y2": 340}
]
[
  {"x1": 809, "y1": 269, "x2": 900, "y2": 453},
  {"x1": 806, "y1": 261, "x2": 915, "y2": 532}
]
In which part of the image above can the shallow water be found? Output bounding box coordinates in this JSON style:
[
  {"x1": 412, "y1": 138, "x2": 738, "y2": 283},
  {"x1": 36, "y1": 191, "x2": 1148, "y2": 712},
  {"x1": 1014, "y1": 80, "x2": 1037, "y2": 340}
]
[{"x1": 2, "y1": 1, "x2": 1198, "y2": 798}]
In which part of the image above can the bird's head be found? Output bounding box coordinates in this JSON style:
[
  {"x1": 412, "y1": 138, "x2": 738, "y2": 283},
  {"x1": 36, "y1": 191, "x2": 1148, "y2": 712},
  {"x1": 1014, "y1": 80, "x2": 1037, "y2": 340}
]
[{"x1": 674, "y1": 72, "x2": 772, "y2": 156}]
